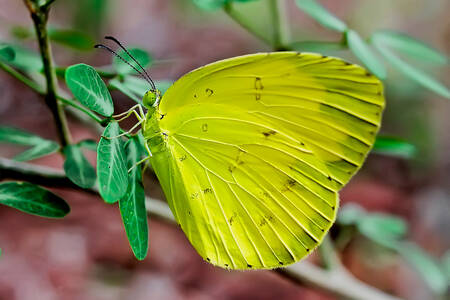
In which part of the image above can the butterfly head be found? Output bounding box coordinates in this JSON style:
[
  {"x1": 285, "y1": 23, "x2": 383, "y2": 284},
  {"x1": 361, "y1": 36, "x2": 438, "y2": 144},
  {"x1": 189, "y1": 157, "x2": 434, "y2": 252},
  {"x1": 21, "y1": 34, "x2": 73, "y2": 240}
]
[{"x1": 143, "y1": 89, "x2": 161, "y2": 109}]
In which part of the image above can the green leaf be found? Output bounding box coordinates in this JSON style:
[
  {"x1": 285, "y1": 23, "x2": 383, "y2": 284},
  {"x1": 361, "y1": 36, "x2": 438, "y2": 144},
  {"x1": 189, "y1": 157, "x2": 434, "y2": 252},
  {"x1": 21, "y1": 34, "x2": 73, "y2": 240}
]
[
  {"x1": 0, "y1": 44, "x2": 42, "y2": 71},
  {"x1": 371, "y1": 30, "x2": 448, "y2": 65},
  {"x1": 65, "y1": 63, "x2": 114, "y2": 116},
  {"x1": 373, "y1": 136, "x2": 416, "y2": 159},
  {"x1": 119, "y1": 137, "x2": 148, "y2": 260},
  {"x1": 290, "y1": 40, "x2": 346, "y2": 52},
  {"x1": 193, "y1": 0, "x2": 227, "y2": 10},
  {"x1": 442, "y1": 250, "x2": 450, "y2": 281},
  {"x1": 110, "y1": 76, "x2": 172, "y2": 104},
  {"x1": 97, "y1": 122, "x2": 128, "y2": 203},
  {"x1": 0, "y1": 182, "x2": 70, "y2": 218},
  {"x1": 0, "y1": 46, "x2": 15, "y2": 61},
  {"x1": 346, "y1": 30, "x2": 387, "y2": 79},
  {"x1": 48, "y1": 28, "x2": 94, "y2": 51},
  {"x1": 113, "y1": 48, "x2": 152, "y2": 75},
  {"x1": 14, "y1": 142, "x2": 60, "y2": 162},
  {"x1": 294, "y1": 0, "x2": 347, "y2": 32},
  {"x1": 396, "y1": 242, "x2": 448, "y2": 294},
  {"x1": 63, "y1": 145, "x2": 96, "y2": 188},
  {"x1": 372, "y1": 42, "x2": 450, "y2": 99},
  {"x1": 77, "y1": 139, "x2": 97, "y2": 151},
  {"x1": 0, "y1": 126, "x2": 60, "y2": 161},
  {"x1": 357, "y1": 213, "x2": 408, "y2": 249},
  {"x1": 337, "y1": 203, "x2": 366, "y2": 225}
]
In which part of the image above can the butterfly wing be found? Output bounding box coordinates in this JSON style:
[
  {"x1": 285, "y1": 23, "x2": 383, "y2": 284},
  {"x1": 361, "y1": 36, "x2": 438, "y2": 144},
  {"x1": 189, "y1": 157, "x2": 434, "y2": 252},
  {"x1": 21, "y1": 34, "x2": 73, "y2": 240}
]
[{"x1": 145, "y1": 52, "x2": 384, "y2": 269}]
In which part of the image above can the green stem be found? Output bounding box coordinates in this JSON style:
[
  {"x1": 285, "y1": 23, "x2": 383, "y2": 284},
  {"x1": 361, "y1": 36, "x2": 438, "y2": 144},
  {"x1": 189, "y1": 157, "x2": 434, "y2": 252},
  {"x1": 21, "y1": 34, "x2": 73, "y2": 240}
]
[
  {"x1": 318, "y1": 236, "x2": 342, "y2": 270},
  {"x1": 223, "y1": 2, "x2": 272, "y2": 45},
  {"x1": 0, "y1": 60, "x2": 43, "y2": 93},
  {"x1": 26, "y1": 0, "x2": 72, "y2": 147},
  {"x1": 268, "y1": 0, "x2": 286, "y2": 50},
  {"x1": 57, "y1": 96, "x2": 106, "y2": 124}
]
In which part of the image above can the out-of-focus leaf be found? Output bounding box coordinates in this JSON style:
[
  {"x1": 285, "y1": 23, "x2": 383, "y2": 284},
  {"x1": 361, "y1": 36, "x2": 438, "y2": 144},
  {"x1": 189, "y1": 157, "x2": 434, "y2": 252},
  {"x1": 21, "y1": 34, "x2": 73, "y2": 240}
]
[
  {"x1": 0, "y1": 44, "x2": 42, "y2": 71},
  {"x1": 396, "y1": 242, "x2": 448, "y2": 294},
  {"x1": 294, "y1": 0, "x2": 347, "y2": 32},
  {"x1": 113, "y1": 48, "x2": 152, "y2": 75},
  {"x1": 13, "y1": 142, "x2": 59, "y2": 162},
  {"x1": 373, "y1": 42, "x2": 450, "y2": 99},
  {"x1": 371, "y1": 30, "x2": 447, "y2": 65},
  {"x1": 63, "y1": 145, "x2": 96, "y2": 188},
  {"x1": 10, "y1": 26, "x2": 33, "y2": 39},
  {"x1": 0, "y1": 46, "x2": 15, "y2": 61},
  {"x1": 119, "y1": 137, "x2": 148, "y2": 260},
  {"x1": 290, "y1": 41, "x2": 345, "y2": 52},
  {"x1": 346, "y1": 30, "x2": 387, "y2": 79},
  {"x1": 97, "y1": 122, "x2": 128, "y2": 203},
  {"x1": 337, "y1": 204, "x2": 366, "y2": 225},
  {"x1": 110, "y1": 76, "x2": 172, "y2": 104},
  {"x1": 193, "y1": 0, "x2": 227, "y2": 10},
  {"x1": 0, "y1": 126, "x2": 60, "y2": 161},
  {"x1": 373, "y1": 136, "x2": 416, "y2": 159},
  {"x1": 48, "y1": 28, "x2": 94, "y2": 51},
  {"x1": 77, "y1": 139, "x2": 97, "y2": 151},
  {"x1": 0, "y1": 182, "x2": 70, "y2": 218},
  {"x1": 358, "y1": 214, "x2": 407, "y2": 249},
  {"x1": 442, "y1": 250, "x2": 450, "y2": 281},
  {"x1": 65, "y1": 64, "x2": 114, "y2": 116}
]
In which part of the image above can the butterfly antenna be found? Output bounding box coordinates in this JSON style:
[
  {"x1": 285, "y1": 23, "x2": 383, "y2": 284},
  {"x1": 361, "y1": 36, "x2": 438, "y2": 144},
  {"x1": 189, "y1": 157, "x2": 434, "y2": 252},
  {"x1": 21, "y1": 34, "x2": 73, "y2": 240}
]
[
  {"x1": 94, "y1": 43, "x2": 153, "y2": 87},
  {"x1": 104, "y1": 36, "x2": 156, "y2": 90}
]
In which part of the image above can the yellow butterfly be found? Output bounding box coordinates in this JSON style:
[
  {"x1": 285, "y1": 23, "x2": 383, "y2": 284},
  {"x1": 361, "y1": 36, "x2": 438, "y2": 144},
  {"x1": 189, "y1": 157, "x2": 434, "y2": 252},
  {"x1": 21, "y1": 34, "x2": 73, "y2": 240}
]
[{"x1": 99, "y1": 38, "x2": 384, "y2": 269}]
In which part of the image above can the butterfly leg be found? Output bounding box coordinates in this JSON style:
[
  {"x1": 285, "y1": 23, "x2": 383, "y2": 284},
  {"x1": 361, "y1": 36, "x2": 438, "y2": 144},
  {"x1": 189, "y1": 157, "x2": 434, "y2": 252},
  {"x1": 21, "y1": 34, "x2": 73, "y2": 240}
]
[
  {"x1": 103, "y1": 118, "x2": 145, "y2": 140},
  {"x1": 113, "y1": 104, "x2": 143, "y2": 122},
  {"x1": 128, "y1": 142, "x2": 152, "y2": 173}
]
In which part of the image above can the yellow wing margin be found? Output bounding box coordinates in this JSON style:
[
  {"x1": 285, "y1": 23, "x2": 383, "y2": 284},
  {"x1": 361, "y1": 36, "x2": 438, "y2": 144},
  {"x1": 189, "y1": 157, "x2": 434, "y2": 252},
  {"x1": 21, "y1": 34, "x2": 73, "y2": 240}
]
[{"x1": 147, "y1": 52, "x2": 385, "y2": 269}]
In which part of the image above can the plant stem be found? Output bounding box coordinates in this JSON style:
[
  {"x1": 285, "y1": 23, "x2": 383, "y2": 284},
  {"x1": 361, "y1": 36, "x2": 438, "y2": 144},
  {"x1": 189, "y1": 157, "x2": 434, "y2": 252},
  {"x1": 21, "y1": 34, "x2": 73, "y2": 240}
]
[
  {"x1": 268, "y1": 0, "x2": 286, "y2": 50},
  {"x1": 0, "y1": 61, "x2": 43, "y2": 93},
  {"x1": 223, "y1": 2, "x2": 272, "y2": 46},
  {"x1": 0, "y1": 157, "x2": 403, "y2": 300},
  {"x1": 56, "y1": 96, "x2": 106, "y2": 124},
  {"x1": 25, "y1": 0, "x2": 72, "y2": 147}
]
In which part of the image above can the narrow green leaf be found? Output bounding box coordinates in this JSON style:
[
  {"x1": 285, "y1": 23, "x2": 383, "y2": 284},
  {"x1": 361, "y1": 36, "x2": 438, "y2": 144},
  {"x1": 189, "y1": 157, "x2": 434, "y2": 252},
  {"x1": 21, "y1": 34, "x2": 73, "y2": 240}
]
[
  {"x1": 290, "y1": 40, "x2": 346, "y2": 52},
  {"x1": 0, "y1": 126, "x2": 60, "y2": 161},
  {"x1": 63, "y1": 145, "x2": 96, "y2": 188},
  {"x1": 346, "y1": 30, "x2": 387, "y2": 79},
  {"x1": 119, "y1": 137, "x2": 148, "y2": 260},
  {"x1": 65, "y1": 63, "x2": 114, "y2": 116},
  {"x1": 357, "y1": 213, "x2": 408, "y2": 249},
  {"x1": 14, "y1": 142, "x2": 60, "y2": 162},
  {"x1": 97, "y1": 122, "x2": 128, "y2": 203},
  {"x1": 48, "y1": 28, "x2": 94, "y2": 51},
  {"x1": 442, "y1": 250, "x2": 450, "y2": 281},
  {"x1": 108, "y1": 77, "x2": 142, "y2": 104},
  {"x1": 0, "y1": 182, "x2": 70, "y2": 218},
  {"x1": 0, "y1": 44, "x2": 43, "y2": 71},
  {"x1": 0, "y1": 46, "x2": 15, "y2": 61},
  {"x1": 373, "y1": 43, "x2": 450, "y2": 99},
  {"x1": 193, "y1": 0, "x2": 227, "y2": 10},
  {"x1": 295, "y1": 0, "x2": 347, "y2": 32},
  {"x1": 371, "y1": 30, "x2": 448, "y2": 65},
  {"x1": 77, "y1": 139, "x2": 98, "y2": 151},
  {"x1": 113, "y1": 48, "x2": 152, "y2": 75},
  {"x1": 337, "y1": 203, "x2": 366, "y2": 225},
  {"x1": 373, "y1": 136, "x2": 416, "y2": 159},
  {"x1": 396, "y1": 242, "x2": 448, "y2": 294}
]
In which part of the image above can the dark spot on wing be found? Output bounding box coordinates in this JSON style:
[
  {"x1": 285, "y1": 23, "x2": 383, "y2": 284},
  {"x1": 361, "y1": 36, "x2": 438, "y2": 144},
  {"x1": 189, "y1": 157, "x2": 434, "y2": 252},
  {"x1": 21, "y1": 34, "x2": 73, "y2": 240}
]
[
  {"x1": 327, "y1": 176, "x2": 332, "y2": 181},
  {"x1": 205, "y1": 88, "x2": 214, "y2": 97},
  {"x1": 262, "y1": 130, "x2": 277, "y2": 137},
  {"x1": 206, "y1": 257, "x2": 210, "y2": 262},
  {"x1": 279, "y1": 262, "x2": 284, "y2": 265},
  {"x1": 365, "y1": 72, "x2": 372, "y2": 77},
  {"x1": 344, "y1": 61, "x2": 351, "y2": 66},
  {"x1": 287, "y1": 179, "x2": 296, "y2": 187},
  {"x1": 203, "y1": 188, "x2": 212, "y2": 194},
  {"x1": 179, "y1": 155, "x2": 187, "y2": 162},
  {"x1": 202, "y1": 123, "x2": 208, "y2": 132},
  {"x1": 194, "y1": 94, "x2": 198, "y2": 99},
  {"x1": 160, "y1": 114, "x2": 165, "y2": 120},
  {"x1": 255, "y1": 93, "x2": 261, "y2": 101},
  {"x1": 300, "y1": 142, "x2": 305, "y2": 146},
  {"x1": 247, "y1": 264, "x2": 252, "y2": 268},
  {"x1": 321, "y1": 55, "x2": 328, "y2": 59},
  {"x1": 331, "y1": 206, "x2": 335, "y2": 210},
  {"x1": 254, "y1": 77, "x2": 263, "y2": 90},
  {"x1": 225, "y1": 264, "x2": 229, "y2": 267}
]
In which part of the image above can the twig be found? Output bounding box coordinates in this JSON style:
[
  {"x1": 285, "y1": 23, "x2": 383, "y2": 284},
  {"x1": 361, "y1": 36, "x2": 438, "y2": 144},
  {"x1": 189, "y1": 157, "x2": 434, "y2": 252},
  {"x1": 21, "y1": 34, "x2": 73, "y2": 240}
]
[
  {"x1": 24, "y1": 0, "x2": 72, "y2": 147},
  {"x1": 0, "y1": 157, "x2": 403, "y2": 300}
]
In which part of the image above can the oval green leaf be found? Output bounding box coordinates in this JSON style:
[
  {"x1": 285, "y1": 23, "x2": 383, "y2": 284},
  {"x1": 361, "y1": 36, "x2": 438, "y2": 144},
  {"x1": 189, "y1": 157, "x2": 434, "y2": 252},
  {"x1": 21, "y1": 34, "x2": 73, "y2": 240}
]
[
  {"x1": 396, "y1": 242, "x2": 448, "y2": 294},
  {"x1": 0, "y1": 44, "x2": 43, "y2": 71},
  {"x1": 346, "y1": 30, "x2": 387, "y2": 79},
  {"x1": 65, "y1": 63, "x2": 114, "y2": 117},
  {"x1": 295, "y1": 0, "x2": 347, "y2": 32},
  {"x1": 373, "y1": 136, "x2": 416, "y2": 159},
  {"x1": 0, "y1": 46, "x2": 15, "y2": 61},
  {"x1": 97, "y1": 122, "x2": 128, "y2": 203},
  {"x1": 119, "y1": 137, "x2": 148, "y2": 260},
  {"x1": 357, "y1": 213, "x2": 408, "y2": 249},
  {"x1": 63, "y1": 145, "x2": 96, "y2": 188},
  {"x1": 14, "y1": 142, "x2": 60, "y2": 162},
  {"x1": 113, "y1": 48, "x2": 152, "y2": 75},
  {"x1": 373, "y1": 43, "x2": 450, "y2": 99},
  {"x1": 193, "y1": 0, "x2": 227, "y2": 10},
  {"x1": 77, "y1": 139, "x2": 98, "y2": 151},
  {"x1": 48, "y1": 28, "x2": 94, "y2": 51},
  {"x1": 0, "y1": 181, "x2": 70, "y2": 218},
  {"x1": 372, "y1": 30, "x2": 448, "y2": 65}
]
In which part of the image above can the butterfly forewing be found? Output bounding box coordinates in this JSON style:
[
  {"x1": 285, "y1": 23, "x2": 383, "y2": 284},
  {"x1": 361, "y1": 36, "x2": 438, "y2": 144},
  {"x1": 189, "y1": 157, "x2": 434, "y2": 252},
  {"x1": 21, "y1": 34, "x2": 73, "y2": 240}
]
[{"x1": 144, "y1": 52, "x2": 384, "y2": 269}]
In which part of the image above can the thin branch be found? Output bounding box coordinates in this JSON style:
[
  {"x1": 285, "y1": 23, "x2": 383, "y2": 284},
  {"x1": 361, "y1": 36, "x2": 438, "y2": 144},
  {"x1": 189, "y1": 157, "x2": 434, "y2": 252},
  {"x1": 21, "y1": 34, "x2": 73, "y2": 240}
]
[
  {"x1": 0, "y1": 157, "x2": 403, "y2": 300},
  {"x1": 0, "y1": 60, "x2": 43, "y2": 93},
  {"x1": 25, "y1": 0, "x2": 72, "y2": 147}
]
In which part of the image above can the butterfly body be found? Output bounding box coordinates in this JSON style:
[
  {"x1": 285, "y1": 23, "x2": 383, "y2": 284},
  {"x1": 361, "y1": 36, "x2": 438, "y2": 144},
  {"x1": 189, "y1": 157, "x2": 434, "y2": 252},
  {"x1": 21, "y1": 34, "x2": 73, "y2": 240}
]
[{"x1": 142, "y1": 52, "x2": 384, "y2": 269}]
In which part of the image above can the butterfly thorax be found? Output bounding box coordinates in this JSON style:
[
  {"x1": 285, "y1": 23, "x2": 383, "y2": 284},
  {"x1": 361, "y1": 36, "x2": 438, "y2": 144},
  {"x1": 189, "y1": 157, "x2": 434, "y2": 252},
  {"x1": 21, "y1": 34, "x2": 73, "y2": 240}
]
[{"x1": 142, "y1": 106, "x2": 166, "y2": 155}]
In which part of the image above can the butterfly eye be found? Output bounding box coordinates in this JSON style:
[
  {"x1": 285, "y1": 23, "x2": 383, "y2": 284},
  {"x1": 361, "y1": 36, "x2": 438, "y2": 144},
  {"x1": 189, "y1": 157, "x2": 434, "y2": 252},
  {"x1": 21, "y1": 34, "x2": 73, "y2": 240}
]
[{"x1": 142, "y1": 91, "x2": 157, "y2": 108}]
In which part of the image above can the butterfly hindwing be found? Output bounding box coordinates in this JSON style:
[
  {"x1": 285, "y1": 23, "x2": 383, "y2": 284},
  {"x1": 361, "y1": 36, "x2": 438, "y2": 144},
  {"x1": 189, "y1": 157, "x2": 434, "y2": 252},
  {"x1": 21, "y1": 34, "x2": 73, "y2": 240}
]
[{"x1": 145, "y1": 52, "x2": 384, "y2": 269}]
